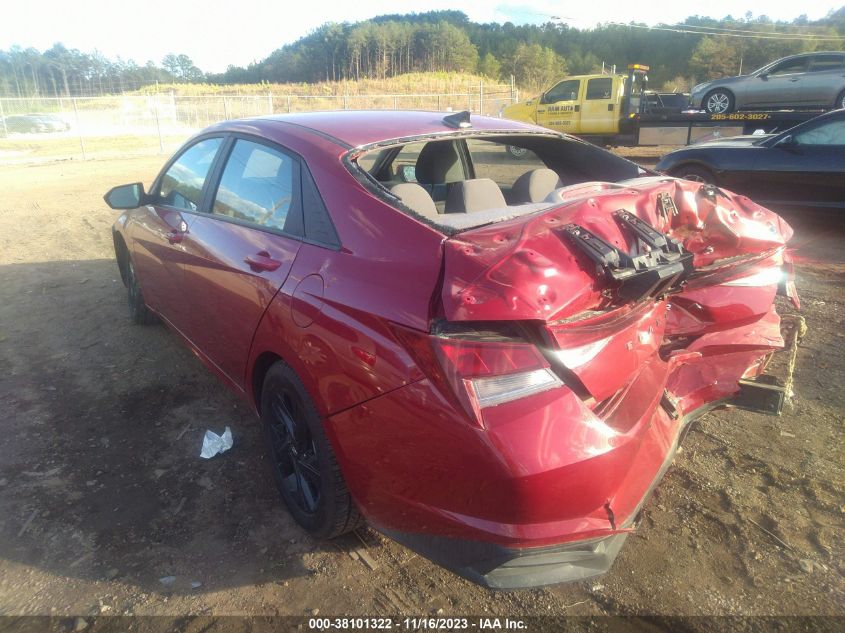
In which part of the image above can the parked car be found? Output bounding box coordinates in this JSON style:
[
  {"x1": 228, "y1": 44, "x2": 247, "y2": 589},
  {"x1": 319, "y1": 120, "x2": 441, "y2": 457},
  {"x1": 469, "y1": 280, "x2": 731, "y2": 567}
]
[
  {"x1": 2, "y1": 114, "x2": 50, "y2": 134},
  {"x1": 34, "y1": 113, "x2": 71, "y2": 131},
  {"x1": 690, "y1": 51, "x2": 845, "y2": 114},
  {"x1": 105, "y1": 111, "x2": 797, "y2": 588},
  {"x1": 656, "y1": 109, "x2": 845, "y2": 210},
  {"x1": 1, "y1": 113, "x2": 70, "y2": 134}
]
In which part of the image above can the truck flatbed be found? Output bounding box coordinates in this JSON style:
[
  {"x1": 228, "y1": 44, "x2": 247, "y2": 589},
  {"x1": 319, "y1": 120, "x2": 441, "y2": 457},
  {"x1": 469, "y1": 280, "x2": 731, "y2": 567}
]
[{"x1": 629, "y1": 109, "x2": 827, "y2": 146}]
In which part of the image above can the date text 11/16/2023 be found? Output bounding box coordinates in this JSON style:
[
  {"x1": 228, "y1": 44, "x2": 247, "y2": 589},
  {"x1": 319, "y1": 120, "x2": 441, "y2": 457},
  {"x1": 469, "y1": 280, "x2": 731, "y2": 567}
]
[{"x1": 308, "y1": 617, "x2": 528, "y2": 630}]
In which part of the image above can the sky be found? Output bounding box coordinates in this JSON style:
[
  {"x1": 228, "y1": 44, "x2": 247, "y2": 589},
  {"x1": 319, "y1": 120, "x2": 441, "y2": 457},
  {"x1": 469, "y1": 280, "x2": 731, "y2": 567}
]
[{"x1": 0, "y1": 0, "x2": 840, "y2": 73}]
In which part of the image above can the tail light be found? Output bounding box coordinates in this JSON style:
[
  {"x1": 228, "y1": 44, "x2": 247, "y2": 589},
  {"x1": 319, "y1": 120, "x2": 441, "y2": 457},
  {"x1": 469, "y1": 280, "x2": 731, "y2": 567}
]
[{"x1": 391, "y1": 324, "x2": 562, "y2": 426}]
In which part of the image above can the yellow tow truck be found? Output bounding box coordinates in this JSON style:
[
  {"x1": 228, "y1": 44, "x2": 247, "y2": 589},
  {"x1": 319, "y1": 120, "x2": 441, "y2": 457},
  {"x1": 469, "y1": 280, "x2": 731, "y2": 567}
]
[
  {"x1": 502, "y1": 64, "x2": 650, "y2": 144},
  {"x1": 502, "y1": 63, "x2": 822, "y2": 146}
]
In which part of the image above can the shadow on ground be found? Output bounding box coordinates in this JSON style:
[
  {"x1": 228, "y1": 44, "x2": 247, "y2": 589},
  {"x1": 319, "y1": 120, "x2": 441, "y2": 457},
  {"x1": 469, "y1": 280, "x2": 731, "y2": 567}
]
[{"x1": 0, "y1": 258, "x2": 365, "y2": 598}]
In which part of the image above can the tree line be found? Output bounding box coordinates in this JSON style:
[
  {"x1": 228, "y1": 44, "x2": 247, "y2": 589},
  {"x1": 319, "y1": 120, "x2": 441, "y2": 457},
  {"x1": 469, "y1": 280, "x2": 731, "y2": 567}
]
[
  {"x1": 2, "y1": 9, "x2": 844, "y2": 98},
  {"x1": 0, "y1": 45, "x2": 203, "y2": 98},
  {"x1": 209, "y1": 9, "x2": 845, "y2": 90}
]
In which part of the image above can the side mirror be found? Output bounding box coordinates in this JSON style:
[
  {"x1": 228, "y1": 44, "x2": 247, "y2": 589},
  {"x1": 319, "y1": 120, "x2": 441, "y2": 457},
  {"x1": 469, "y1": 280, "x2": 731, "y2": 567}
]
[
  {"x1": 774, "y1": 134, "x2": 797, "y2": 148},
  {"x1": 104, "y1": 182, "x2": 146, "y2": 209},
  {"x1": 758, "y1": 72, "x2": 769, "y2": 80},
  {"x1": 539, "y1": 92, "x2": 548, "y2": 104}
]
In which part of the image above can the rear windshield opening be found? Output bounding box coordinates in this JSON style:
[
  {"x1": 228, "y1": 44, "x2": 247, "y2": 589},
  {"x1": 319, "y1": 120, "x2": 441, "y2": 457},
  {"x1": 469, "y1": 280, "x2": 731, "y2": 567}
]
[{"x1": 351, "y1": 134, "x2": 644, "y2": 232}]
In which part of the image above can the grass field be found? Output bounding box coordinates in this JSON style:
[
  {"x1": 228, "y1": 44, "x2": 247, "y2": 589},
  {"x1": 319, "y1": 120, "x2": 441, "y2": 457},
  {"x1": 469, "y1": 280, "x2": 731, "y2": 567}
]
[
  {"x1": 0, "y1": 72, "x2": 520, "y2": 163},
  {"x1": 133, "y1": 73, "x2": 512, "y2": 97}
]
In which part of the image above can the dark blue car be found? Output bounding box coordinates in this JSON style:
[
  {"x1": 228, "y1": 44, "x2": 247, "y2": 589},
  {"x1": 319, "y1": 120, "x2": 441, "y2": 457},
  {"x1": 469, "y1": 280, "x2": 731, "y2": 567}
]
[{"x1": 656, "y1": 109, "x2": 845, "y2": 211}]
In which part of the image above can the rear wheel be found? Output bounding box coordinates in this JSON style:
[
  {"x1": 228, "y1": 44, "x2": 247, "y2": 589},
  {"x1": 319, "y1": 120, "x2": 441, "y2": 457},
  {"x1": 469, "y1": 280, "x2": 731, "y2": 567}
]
[
  {"x1": 506, "y1": 145, "x2": 528, "y2": 158},
  {"x1": 671, "y1": 165, "x2": 716, "y2": 184},
  {"x1": 261, "y1": 361, "x2": 362, "y2": 539},
  {"x1": 703, "y1": 89, "x2": 735, "y2": 115},
  {"x1": 126, "y1": 257, "x2": 156, "y2": 325}
]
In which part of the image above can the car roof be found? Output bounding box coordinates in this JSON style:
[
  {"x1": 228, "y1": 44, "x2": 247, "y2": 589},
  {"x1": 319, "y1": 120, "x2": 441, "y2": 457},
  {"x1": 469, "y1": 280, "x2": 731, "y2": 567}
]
[
  {"x1": 235, "y1": 110, "x2": 545, "y2": 148},
  {"x1": 779, "y1": 51, "x2": 845, "y2": 60}
]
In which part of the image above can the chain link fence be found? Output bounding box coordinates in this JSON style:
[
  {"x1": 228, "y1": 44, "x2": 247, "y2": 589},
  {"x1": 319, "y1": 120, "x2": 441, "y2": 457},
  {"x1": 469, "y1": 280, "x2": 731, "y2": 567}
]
[{"x1": 0, "y1": 88, "x2": 518, "y2": 164}]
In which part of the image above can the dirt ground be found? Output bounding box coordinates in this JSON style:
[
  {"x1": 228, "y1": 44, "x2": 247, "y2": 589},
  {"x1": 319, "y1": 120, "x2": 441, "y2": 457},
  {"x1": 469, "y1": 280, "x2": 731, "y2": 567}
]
[{"x1": 0, "y1": 155, "x2": 843, "y2": 628}]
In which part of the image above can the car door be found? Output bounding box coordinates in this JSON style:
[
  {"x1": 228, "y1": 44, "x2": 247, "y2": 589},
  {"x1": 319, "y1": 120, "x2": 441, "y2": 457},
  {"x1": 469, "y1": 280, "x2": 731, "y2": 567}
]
[
  {"x1": 130, "y1": 136, "x2": 224, "y2": 331},
  {"x1": 580, "y1": 77, "x2": 618, "y2": 134},
  {"x1": 536, "y1": 79, "x2": 582, "y2": 133},
  {"x1": 752, "y1": 116, "x2": 845, "y2": 208},
  {"x1": 802, "y1": 54, "x2": 845, "y2": 106},
  {"x1": 746, "y1": 57, "x2": 808, "y2": 108},
  {"x1": 178, "y1": 136, "x2": 304, "y2": 388}
]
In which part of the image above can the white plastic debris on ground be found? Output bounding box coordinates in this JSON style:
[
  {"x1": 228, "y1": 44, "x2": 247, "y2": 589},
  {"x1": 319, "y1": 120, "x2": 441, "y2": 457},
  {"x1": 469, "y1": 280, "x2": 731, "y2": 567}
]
[{"x1": 199, "y1": 427, "x2": 233, "y2": 459}]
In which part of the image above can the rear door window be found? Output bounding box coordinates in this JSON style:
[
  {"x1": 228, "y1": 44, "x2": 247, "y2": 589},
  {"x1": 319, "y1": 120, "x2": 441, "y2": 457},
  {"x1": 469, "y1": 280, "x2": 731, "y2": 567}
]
[
  {"x1": 586, "y1": 78, "x2": 613, "y2": 100},
  {"x1": 386, "y1": 141, "x2": 427, "y2": 182},
  {"x1": 158, "y1": 138, "x2": 223, "y2": 211},
  {"x1": 212, "y1": 139, "x2": 300, "y2": 233},
  {"x1": 808, "y1": 54, "x2": 845, "y2": 72}
]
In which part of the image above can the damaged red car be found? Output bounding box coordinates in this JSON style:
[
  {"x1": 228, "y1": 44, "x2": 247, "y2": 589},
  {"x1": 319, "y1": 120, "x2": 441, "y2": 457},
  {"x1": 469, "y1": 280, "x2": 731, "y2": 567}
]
[{"x1": 105, "y1": 110, "x2": 800, "y2": 589}]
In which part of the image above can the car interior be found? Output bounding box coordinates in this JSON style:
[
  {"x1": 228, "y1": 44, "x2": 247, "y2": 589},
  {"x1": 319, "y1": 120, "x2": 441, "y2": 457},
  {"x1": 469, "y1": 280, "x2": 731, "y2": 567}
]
[{"x1": 353, "y1": 134, "x2": 644, "y2": 231}]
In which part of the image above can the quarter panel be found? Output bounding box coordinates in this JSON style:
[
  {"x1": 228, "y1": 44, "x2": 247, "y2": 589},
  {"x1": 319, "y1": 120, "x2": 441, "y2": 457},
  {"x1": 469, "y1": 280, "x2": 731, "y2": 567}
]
[{"x1": 247, "y1": 243, "x2": 428, "y2": 417}]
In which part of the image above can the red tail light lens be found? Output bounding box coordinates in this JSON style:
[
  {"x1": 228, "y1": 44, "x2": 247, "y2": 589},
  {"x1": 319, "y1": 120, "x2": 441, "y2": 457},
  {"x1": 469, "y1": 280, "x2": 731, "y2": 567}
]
[
  {"x1": 435, "y1": 340, "x2": 545, "y2": 377},
  {"x1": 391, "y1": 324, "x2": 562, "y2": 425}
]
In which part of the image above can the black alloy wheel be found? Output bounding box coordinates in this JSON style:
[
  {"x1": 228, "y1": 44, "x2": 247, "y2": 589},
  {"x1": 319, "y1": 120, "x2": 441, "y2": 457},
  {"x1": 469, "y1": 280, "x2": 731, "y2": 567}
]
[
  {"x1": 267, "y1": 387, "x2": 322, "y2": 516},
  {"x1": 260, "y1": 361, "x2": 362, "y2": 538}
]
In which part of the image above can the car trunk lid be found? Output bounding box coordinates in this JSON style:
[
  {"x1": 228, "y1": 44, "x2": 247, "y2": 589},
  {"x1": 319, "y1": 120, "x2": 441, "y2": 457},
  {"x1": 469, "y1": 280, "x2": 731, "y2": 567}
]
[{"x1": 437, "y1": 177, "x2": 793, "y2": 403}]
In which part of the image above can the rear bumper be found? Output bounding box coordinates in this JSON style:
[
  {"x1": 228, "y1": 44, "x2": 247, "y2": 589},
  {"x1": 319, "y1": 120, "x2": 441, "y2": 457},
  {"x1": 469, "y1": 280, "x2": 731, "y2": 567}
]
[
  {"x1": 381, "y1": 527, "x2": 629, "y2": 589},
  {"x1": 374, "y1": 398, "x2": 720, "y2": 589}
]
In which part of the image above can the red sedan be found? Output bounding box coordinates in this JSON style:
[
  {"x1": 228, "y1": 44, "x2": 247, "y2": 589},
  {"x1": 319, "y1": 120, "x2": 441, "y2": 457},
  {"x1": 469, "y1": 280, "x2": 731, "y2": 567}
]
[{"x1": 105, "y1": 110, "x2": 798, "y2": 588}]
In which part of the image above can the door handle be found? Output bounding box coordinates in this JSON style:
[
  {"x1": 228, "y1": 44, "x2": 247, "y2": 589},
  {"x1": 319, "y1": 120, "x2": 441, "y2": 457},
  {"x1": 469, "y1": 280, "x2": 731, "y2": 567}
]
[
  {"x1": 245, "y1": 251, "x2": 282, "y2": 272},
  {"x1": 788, "y1": 78, "x2": 800, "y2": 82}
]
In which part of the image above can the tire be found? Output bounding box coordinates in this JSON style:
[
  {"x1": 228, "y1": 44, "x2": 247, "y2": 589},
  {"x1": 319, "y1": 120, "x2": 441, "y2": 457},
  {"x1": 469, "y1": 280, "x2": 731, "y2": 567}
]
[
  {"x1": 671, "y1": 165, "x2": 716, "y2": 184},
  {"x1": 703, "y1": 89, "x2": 735, "y2": 115},
  {"x1": 836, "y1": 89, "x2": 845, "y2": 110},
  {"x1": 506, "y1": 144, "x2": 528, "y2": 158},
  {"x1": 126, "y1": 256, "x2": 156, "y2": 325},
  {"x1": 260, "y1": 361, "x2": 363, "y2": 539}
]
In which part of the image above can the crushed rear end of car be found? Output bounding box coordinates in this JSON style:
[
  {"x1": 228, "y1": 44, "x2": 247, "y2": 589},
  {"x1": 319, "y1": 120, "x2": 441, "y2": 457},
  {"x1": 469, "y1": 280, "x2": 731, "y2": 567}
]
[{"x1": 328, "y1": 175, "x2": 800, "y2": 588}]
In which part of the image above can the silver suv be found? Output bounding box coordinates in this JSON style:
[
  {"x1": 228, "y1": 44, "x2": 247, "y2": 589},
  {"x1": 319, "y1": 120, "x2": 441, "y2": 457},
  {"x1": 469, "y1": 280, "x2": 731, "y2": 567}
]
[{"x1": 691, "y1": 52, "x2": 845, "y2": 114}]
